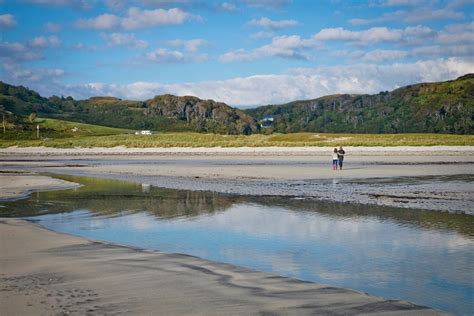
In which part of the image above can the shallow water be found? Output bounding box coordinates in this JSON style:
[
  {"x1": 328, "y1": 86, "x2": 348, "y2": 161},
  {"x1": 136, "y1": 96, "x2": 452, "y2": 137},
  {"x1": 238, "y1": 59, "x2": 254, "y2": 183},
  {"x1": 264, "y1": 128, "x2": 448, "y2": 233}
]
[{"x1": 2, "y1": 175, "x2": 473, "y2": 315}]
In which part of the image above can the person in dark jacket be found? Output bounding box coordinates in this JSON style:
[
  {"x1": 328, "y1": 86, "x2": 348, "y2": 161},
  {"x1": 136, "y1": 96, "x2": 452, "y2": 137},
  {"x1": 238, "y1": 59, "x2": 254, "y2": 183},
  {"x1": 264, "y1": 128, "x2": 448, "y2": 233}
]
[{"x1": 337, "y1": 146, "x2": 345, "y2": 170}]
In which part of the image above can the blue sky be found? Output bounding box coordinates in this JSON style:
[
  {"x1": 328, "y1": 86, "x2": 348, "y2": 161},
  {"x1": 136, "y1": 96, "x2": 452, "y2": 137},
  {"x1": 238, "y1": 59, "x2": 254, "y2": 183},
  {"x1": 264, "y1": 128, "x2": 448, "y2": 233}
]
[{"x1": 0, "y1": 0, "x2": 473, "y2": 106}]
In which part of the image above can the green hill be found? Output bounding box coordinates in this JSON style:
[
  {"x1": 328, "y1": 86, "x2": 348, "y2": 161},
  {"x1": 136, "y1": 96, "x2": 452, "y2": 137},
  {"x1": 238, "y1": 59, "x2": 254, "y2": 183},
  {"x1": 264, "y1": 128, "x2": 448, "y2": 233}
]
[
  {"x1": 245, "y1": 74, "x2": 474, "y2": 134},
  {"x1": 1, "y1": 74, "x2": 473, "y2": 137},
  {"x1": 0, "y1": 82, "x2": 258, "y2": 136}
]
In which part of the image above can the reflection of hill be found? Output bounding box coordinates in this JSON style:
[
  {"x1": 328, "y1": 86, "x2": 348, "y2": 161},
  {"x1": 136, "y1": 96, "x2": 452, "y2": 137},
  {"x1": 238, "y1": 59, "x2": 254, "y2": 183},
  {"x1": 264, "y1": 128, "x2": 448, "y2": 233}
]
[
  {"x1": 248, "y1": 196, "x2": 474, "y2": 237},
  {"x1": 3, "y1": 175, "x2": 472, "y2": 237},
  {"x1": 2, "y1": 175, "x2": 240, "y2": 219}
]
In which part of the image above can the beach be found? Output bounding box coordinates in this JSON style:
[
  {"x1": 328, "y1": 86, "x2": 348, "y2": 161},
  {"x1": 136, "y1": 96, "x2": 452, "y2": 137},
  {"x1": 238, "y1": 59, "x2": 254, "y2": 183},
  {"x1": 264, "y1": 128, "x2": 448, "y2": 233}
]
[
  {"x1": 1, "y1": 146, "x2": 472, "y2": 315},
  {"x1": 1, "y1": 146, "x2": 473, "y2": 213}
]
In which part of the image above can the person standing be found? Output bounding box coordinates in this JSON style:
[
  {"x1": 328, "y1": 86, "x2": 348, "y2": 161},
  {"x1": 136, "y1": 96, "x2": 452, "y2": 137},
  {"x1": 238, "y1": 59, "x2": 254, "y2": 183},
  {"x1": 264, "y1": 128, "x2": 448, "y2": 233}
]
[
  {"x1": 332, "y1": 148, "x2": 339, "y2": 170},
  {"x1": 337, "y1": 146, "x2": 345, "y2": 170}
]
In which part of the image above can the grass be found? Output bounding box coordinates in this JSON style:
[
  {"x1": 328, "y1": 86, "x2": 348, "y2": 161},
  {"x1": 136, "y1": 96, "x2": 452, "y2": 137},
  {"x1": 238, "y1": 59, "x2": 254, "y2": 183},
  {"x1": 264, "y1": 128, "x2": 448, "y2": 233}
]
[
  {"x1": 35, "y1": 118, "x2": 133, "y2": 137},
  {"x1": 1, "y1": 131, "x2": 473, "y2": 148},
  {"x1": 0, "y1": 117, "x2": 472, "y2": 148}
]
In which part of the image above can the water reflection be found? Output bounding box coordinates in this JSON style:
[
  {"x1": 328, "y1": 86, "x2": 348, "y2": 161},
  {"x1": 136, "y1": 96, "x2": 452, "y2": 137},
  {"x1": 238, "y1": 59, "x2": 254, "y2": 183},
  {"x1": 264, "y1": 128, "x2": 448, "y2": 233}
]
[{"x1": 1, "y1": 175, "x2": 473, "y2": 315}]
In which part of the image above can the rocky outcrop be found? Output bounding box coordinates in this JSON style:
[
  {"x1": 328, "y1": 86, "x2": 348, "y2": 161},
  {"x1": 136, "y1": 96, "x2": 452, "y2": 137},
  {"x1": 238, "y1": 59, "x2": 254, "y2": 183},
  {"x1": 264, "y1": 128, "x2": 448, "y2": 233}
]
[{"x1": 145, "y1": 95, "x2": 258, "y2": 134}]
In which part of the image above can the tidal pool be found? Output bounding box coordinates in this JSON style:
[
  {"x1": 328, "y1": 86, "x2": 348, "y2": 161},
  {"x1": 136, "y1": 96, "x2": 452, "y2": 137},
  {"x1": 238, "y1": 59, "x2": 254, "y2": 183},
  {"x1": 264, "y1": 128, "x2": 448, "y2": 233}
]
[{"x1": 2, "y1": 175, "x2": 473, "y2": 315}]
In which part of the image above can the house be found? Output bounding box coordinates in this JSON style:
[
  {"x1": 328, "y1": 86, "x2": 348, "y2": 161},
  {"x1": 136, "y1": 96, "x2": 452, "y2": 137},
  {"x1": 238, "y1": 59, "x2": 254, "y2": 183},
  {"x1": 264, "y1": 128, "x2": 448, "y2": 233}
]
[{"x1": 261, "y1": 114, "x2": 274, "y2": 128}]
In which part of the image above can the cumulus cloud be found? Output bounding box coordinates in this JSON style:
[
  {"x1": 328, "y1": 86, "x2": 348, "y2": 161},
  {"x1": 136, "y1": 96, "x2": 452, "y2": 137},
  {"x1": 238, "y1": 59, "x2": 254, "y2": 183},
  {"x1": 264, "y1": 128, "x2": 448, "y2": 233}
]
[
  {"x1": 2, "y1": 63, "x2": 64, "y2": 82},
  {"x1": 239, "y1": 0, "x2": 292, "y2": 9},
  {"x1": 25, "y1": 0, "x2": 92, "y2": 10},
  {"x1": 361, "y1": 49, "x2": 409, "y2": 62},
  {"x1": 43, "y1": 22, "x2": 62, "y2": 32},
  {"x1": 101, "y1": 32, "x2": 148, "y2": 48},
  {"x1": 250, "y1": 31, "x2": 274, "y2": 40},
  {"x1": 0, "y1": 35, "x2": 61, "y2": 63},
  {"x1": 220, "y1": 35, "x2": 318, "y2": 62},
  {"x1": 0, "y1": 42, "x2": 43, "y2": 61},
  {"x1": 36, "y1": 58, "x2": 473, "y2": 106},
  {"x1": 75, "y1": 7, "x2": 199, "y2": 30},
  {"x1": 72, "y1": 42, "x2": 97, "y2": 51},
  {"x1": 164, "y1": 38, "x2": 207, "y2": 52},
  {"x1": 105, "y1": 0, "x2": 127, "y2": 10},
  {"x1": 246, "y1": 17, "x2": 298, "y2": 30},
  {"x1": 314, "y1": 25, "x2": 434, "y2": 44},
  {"x1": 0, "y1": 14, "x2": 17, "y2": 30},
  {"x1": 28, "y1": 35, "x2": 60, "y2": 48},
  {"x1": 218, "y1": 2, "x2": 238, "y2": 11},
  {"x1": 144, "y1": 48, "x2": 208, "y2": 63},
  {"x1": 436, "y1": 21, "x2": 474, "y2": 44}
]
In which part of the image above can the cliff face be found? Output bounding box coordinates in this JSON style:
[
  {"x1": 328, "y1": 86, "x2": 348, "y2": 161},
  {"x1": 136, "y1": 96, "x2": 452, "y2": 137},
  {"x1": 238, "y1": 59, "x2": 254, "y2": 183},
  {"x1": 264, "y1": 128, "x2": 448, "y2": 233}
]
[
  {"x1": 145, "y1": 95, "x2": 258, "y2": 134},
  {"x1": 246, "y1": 74, "x2": 474, "y2": 134}
]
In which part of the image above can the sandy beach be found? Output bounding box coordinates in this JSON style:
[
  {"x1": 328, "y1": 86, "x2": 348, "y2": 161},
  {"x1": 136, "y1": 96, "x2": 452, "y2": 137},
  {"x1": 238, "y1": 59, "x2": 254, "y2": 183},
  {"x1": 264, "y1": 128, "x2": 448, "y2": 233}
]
[
  {"x1": 1, "y1": 146, "x2": 472, "y2": 314},
  {"x1": 0, "y1": 216, "x2": 444, "y2": 315},
  {"x1": 1, "y1": 146, "x2": 473, "y2": 213},
  {"x1": 0, "y1": 174, "x2": 446, "y2": 315}
]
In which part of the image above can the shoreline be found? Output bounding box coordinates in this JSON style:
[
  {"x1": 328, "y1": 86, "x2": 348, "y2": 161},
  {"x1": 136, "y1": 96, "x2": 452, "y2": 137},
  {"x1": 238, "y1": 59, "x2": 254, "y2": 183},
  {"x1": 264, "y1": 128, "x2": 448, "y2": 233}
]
[
  {"x1": 1, "y1": 145, "x2": 474, "y2": 156},
  {"x1": 0, "y1": 217, "x2": 446, "y2": 315},
  {"x1": 2, "y1": 147, "x2": 472, "y2": 213}
]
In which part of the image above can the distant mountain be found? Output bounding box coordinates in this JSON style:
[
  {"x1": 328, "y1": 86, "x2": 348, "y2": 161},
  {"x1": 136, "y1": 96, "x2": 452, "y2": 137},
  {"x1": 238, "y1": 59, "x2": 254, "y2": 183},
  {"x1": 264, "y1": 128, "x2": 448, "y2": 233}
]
[
  {"x1": 245, "y1": 74, "x2": 474, "y2": 134},
  {"x1": 1, "y1": 75, "x2": 472, "y2": 136},
  {"x1": 0, "y1": 82, "x2": 258, "y2": 135}
]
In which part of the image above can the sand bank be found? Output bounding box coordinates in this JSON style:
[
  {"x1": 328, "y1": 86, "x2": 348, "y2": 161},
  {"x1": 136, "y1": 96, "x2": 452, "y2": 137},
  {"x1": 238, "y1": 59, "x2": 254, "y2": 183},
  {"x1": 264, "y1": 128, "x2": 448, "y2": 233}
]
[
  {"x1": 0, "y1": 173, "x2": 80, "y2": 201},
  {"x1": 0, "y1": 218, "x2": 445, "y2": 315},
  {"x1": 1, "y1": 149, "x2": 472, "y2": 213}
]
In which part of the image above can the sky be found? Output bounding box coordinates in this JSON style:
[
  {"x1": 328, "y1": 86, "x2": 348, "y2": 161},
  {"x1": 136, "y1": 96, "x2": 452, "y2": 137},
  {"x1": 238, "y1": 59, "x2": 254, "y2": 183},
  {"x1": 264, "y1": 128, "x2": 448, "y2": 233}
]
[{"x1": 0, "y1": 0, "x2": 473, "y2": 107}]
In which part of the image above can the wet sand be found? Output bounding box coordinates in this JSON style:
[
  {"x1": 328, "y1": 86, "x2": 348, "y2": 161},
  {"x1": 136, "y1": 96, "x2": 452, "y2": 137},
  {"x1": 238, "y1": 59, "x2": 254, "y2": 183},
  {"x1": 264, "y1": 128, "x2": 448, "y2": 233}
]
[
  {"x1": 0, "y1": 216, "x2": 445, "y2": 315},
  {"x1": 0, "y1": 147, "x2": 472, "y2": 314},
  {"x1": 1, "y1": 147, "x2": 473, "y2": 213}
]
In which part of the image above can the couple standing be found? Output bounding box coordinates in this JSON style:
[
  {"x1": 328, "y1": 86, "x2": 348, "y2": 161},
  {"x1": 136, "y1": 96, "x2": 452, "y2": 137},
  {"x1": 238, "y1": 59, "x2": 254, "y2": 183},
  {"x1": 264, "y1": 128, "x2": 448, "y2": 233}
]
[{"x1": 332, "y1": 146, "x2": 345, "y2": 170}]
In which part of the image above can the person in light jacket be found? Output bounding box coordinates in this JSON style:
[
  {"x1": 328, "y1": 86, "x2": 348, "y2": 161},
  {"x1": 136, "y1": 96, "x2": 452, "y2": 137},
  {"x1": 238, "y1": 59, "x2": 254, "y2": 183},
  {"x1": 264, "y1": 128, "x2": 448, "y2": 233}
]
[{"x1": 332, "y1": 148, "x2": 339, "y2": 171}]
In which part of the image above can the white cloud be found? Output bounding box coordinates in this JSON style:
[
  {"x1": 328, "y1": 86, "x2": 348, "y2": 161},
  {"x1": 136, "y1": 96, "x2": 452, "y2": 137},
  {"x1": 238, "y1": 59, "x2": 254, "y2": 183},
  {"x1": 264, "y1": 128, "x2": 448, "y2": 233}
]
[
  {"x1": 105, "y1": 0, "x2": 127, "y2": 10},
  {"x1": 0, "y1": 35, "x2": 61, "y2": 62},
  {"x1": 121, "y1": 7, "x2": 197, "y2": 30},
  {"x1": 436, "y1": 21, "x2": 474, "y2": 44},
  {"x1": 218, "y1": 2, "x2": 238, "y2": 11},
  {"x1": 0, "y1": 14, "x2": 17, "y2": 30},
  {"x1": 75, "y1": 13, "x2": 121, "y2": 30},
  {"x1": 220, "y1": 35, "x2": 318, "y2": 62},
  {"x1": 0, "y1": 41, "x2": 42, "y2": 61},
  {"x1": 28, "y1": 35, "x2": 60, "y2": 48},
  {"x1": 250, "y1": 31, "x2": 274, "y2": 40},
  {"x1": 101, "y1": 32, "x2": 148, "y2": 48},
  {"x1": 247, "y1": 17, "x2": 298, "y2": 30},
  {"x1": 164, "y1": 38, "x2": 207, "y2": 52},
  {"x1": 412, "y1": 45, "x2": 474, "y2": 57},
  {"x1": 2, "y1": 63, "x2": 64, "y2": 82},
  {"x1": 313, "y1": 25, "x2": 434, "y2": 44},
  {"x1": 138, "y1": 0, "x2": 196, "y2": 6},
  {"x1": 72, "y1": 42, "x2": 97, "y2": 51},
  {"x1": 43, "y1": 22, "x2": 62, "y2": 32},
  {"x1": 46, "y1": 58, "x2": 473, "y2": 106},
  {"x1": 75, "y1": 7, "x2": 198, "y2": 30},
  {"x1": 239, "y1": 0, "x2": 292, "y2": 9},
  {"x1": 361, "y1": 49, "x2": 409, "y2": 62},
  {"x1": 144, "y1": 48, "x2": 208, "y2": 63},
  {"x1": 25, "y1": 0, "x2": 92, "y2": 10}
]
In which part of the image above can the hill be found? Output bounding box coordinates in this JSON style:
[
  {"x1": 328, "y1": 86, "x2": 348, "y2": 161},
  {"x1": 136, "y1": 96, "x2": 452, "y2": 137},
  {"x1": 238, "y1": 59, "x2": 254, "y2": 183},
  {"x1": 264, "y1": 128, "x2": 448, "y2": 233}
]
[
  {"x1": 0, "y1": 82, "x2": 258, "y2": 135},
  {"x1": 245, "y1": 74, "x2": 474, "y2": 134}
]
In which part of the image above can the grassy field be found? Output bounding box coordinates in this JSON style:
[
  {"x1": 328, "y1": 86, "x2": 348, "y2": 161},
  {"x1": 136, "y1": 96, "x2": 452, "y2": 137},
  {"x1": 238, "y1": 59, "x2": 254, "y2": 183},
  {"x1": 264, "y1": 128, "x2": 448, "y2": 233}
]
[
  {"x1": 0, "y1": 117, "x2": 472, "y2": 148},
  {"x1": 1, "y1": 131, "x2": 473, "y2": 148}
]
